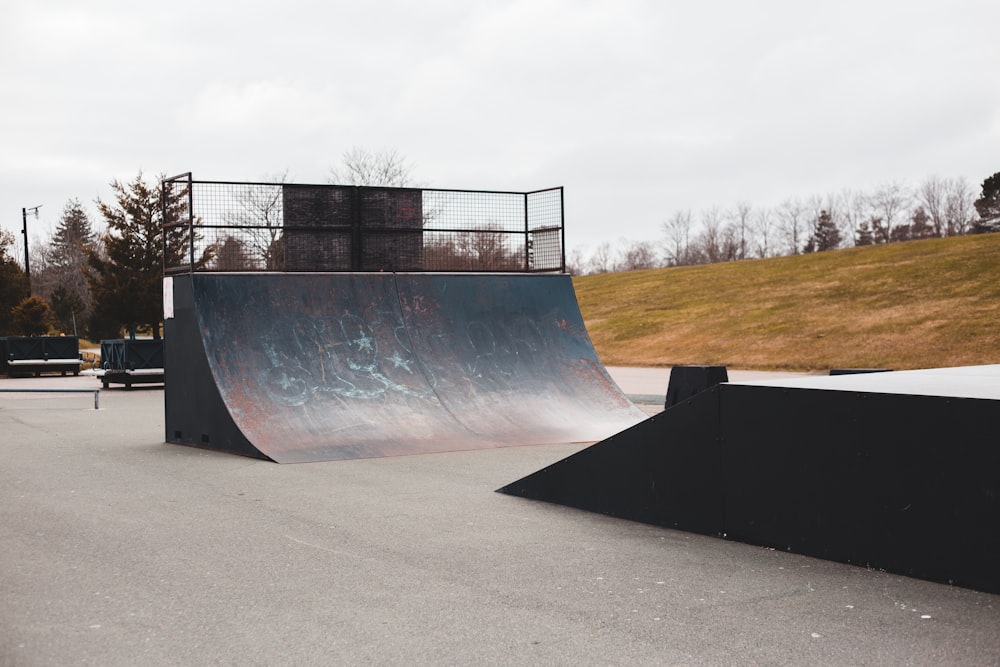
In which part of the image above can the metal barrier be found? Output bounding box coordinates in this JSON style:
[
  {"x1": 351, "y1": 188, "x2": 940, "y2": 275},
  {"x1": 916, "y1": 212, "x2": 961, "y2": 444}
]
[
  {"x1": 0, "y1": 388, "x2": 100, "y2": 409},
  {"x1": 100, "y1": 339, "x2": 164, "y2": 371},
  {"x1": 98, "y1": 339, "x2": 165, "y2": 389},
  {"x1": 161, "y1": 173, "x2": 565, "y2": 274}
]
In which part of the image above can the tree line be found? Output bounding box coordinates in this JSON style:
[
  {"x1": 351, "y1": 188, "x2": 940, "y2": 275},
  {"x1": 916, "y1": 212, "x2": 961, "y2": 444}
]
[
  {"x1": 2, "y1": 163, "x2": 998, "y2": 339},
  {"x1": 569, "y1": 172, "x2": 1000, "y2": 275},
  {"x1": 0, "y1": 173, "x2": 202, "y2": 340}
]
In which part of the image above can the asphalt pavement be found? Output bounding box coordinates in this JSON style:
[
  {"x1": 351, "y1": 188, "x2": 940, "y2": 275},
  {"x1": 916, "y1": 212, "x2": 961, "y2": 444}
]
[{"x1": 1, "y1": 372, "x2": 997, "y2": 666}]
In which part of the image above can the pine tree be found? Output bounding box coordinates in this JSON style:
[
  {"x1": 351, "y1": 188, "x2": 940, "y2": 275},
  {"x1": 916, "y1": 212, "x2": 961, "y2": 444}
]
[
  {"x1": 973, "y1": 171, "x2": 1000, "y2": 233},
  {"x1": 890, "y1": 223, "x2": 912, "y2": 243},
  {"x1": 909, "y1": 207, "x2": 935, "y2": 239},
  {"x1": 52, "y1": 199, "x2": 95, "y2": 262},
  {"x1": 41, "y1": 199, "x2": 97, "y2": 324},
  {"x1": 0, "y1": 230, "x2": 29, "y2": 334},
  {"x1": 212, "y1": 236, "x2": 253, "y2": 271},
  {"x1": 854, "y1": 220, "x2": 875, "y2": 247},
  {"x1": 88, "y1": 172, "x2": 206, "y2": 339},
  {"x1": 50, "y1": 285, "x2": 86, "y2": 335},
  {"x1": 809, "y1": 210, "x2": 842, "y2": 252}
]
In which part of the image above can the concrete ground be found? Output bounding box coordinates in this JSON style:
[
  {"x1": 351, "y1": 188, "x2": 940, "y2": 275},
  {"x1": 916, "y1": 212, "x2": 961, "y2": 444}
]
[{"x1": 1, "y1": 371, "x2": 997, "y2": 666}]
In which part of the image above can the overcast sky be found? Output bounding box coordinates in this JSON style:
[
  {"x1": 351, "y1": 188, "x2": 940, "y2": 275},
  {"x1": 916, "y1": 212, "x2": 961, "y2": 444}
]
[{"x1": 2, "y1": 0, "x2": 998, "y2": 257}]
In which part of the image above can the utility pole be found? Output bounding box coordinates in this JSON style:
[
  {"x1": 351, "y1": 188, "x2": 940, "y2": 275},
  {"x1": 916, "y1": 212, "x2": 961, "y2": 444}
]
[{"x1": 21, "y1": 205, "x2": 41, "y2": 297}]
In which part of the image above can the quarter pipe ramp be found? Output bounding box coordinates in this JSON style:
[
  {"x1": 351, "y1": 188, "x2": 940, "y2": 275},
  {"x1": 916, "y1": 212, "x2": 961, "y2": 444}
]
[{"x1": 164, "y1": 273, "x2": 645, "y2": 463}]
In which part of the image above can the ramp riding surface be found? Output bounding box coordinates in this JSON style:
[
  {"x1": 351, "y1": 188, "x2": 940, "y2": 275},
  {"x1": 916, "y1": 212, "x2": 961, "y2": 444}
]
[{"x1": 164, "y1": 273, "x2": 645, "y2": 463}]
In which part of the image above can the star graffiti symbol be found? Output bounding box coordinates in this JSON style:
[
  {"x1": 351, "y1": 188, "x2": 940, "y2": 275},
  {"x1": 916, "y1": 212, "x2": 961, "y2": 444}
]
[
  {"x1": 352, "y1": 334, "x2": 375, "y2": 353},
  {"x1": 387, "y1": 352, "x2": 413, "y2": 372}
]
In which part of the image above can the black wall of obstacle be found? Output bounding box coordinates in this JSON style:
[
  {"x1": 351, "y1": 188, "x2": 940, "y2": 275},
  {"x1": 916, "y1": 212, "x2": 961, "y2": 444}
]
[{"x1": 500, "y1": 383, "x2": 1000, "y2": 594}]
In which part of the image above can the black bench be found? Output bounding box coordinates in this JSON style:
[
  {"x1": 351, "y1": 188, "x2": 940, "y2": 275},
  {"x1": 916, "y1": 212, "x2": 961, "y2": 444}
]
[{"x1": 1, "y1": 336, "x2": 82, "y2": 377}]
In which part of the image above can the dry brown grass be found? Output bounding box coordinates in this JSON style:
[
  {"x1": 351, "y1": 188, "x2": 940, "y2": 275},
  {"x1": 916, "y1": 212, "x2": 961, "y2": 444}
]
[{"x1": 575, "y1": 234, "x2": 1000, "y2": 371}]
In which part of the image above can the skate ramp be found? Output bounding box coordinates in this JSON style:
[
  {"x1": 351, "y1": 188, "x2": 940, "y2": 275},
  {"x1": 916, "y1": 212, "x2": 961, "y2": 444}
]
[
  {"x1": 164, "y1": 272, "x2": 645, "y2": 463},
  {"x1": 499, "y1": 367, "x2": 1000, "y2": 594}
]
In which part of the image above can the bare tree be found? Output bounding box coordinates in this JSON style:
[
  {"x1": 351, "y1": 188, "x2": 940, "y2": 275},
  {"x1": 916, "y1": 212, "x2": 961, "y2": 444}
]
[
  {"x1": 465, "y1": 228, "x2": 521, "y2": 270},
  {"x1": 330, "y1": 147, "x2": 414, "y2": 187},
  {"x1": 423, "y1": 238, "x2": 461, "y2": 270},
  {"x1": 661, "y1": 210, "x2": 694, "y2": 266},
  {"x1": 423, "y1": 226, "x2": 521, "y2": 271},
  {"x1": 731, "y1": 201, "x2": 753, "y2": 260},
  {"x1": 720, "y1": 223, "x2": 743, "y2": 261},
  {"x1": 616, "y1": 239, "x2": 660, "y2": 271},
  {"x1": 869, "y1": 181, "x2": 911, "y2": 243},
  {"x1": 750, "y1": 206, "x2": 775, "y2": 258},
  {"x1": 697, "y1": 207, "x2": 726, "y2": 263},
  {"x1": 588, "y1": 241, "x2": 614, "y2": 274},
  {"x1": 944, "y1": 176, "x2": 977, "y2": 236},
  {"x1": 917, "y1": 175, "x2": 948, "y2": 237},
  {"x1": 838, "y1": 188, "x2": 869, "y2": 247},
  {"x1": 227, "y1": 173, "x2": 287, "y2": 270},
  {"x1": 28, "y1": 236, "x2": 57, "y2": 298},
  {"x1": 803, "y1": 194, "x2": 824, "y2": 224},
  {"x1": 777, "y1": 198, "x2": 808, "y2": 255},
  {"x1": 565, "y1": 245, "x2": 588, "y2": 276}
]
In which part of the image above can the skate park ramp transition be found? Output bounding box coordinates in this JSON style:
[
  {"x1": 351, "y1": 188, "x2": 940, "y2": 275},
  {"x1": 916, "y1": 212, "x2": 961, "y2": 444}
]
[
  {"x1": 164, "y1": 272, "x2": 646, "y2": 463},
  {"x1": 499, "y1": 365, "x2": 1000, "y2": 594}
]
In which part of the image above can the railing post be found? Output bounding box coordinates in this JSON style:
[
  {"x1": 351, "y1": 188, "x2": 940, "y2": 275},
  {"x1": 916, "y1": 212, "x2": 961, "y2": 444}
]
[
  {"x1": 559, "y1": 187, "x2": 565, "y2": 273},
  {"x1": 524, "y1": 193, "x2": 530, "y2": 271},
  {"x1": 161, "y1": 179, "x2": 168, "y2": 273},
  {"x1": 161, "y1": 172, "x2": 196, "y2": 274},
  {"x1": 186, "y1": 173, "x2": 195, "y2": 271}
]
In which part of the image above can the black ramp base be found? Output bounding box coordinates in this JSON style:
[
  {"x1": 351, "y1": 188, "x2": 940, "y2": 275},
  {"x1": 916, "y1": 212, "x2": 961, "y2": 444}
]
[
  {"x1": 499, "y1": 386, "x2": 725, "y2": 535},
  {"x1": 164, "y1": 272, "x2": 645, "y2": 463},
  {"x1": 499, "y1": 369, "x2": 1000, "y2": 594},
  {"x1": 165, "y1": 274, "x2": 263, "y2": 459}
]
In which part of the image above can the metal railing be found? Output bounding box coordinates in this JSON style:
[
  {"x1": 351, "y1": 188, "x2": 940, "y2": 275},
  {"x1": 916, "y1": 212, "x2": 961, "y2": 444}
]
[
  {"x1": 161, "y1": 174, "x2": 565, "y2": 274},
  {"x1": 0, "y1": 388, "x2": 100, "y2": 409}
]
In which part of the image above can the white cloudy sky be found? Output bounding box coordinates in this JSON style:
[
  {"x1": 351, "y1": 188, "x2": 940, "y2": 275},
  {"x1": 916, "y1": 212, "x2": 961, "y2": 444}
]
[{"x1": 2, "y1": 0, "x2": 998, "y2": 256}]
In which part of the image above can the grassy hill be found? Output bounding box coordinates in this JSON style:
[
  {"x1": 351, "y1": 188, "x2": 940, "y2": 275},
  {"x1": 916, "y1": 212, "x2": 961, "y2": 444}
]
[{"x1": 575, "y1": 233, "x2": 1000, "y2": 371}]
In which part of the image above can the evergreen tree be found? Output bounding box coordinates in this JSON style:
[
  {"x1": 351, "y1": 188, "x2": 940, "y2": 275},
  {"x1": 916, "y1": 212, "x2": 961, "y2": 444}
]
[
  {"x1": 868, "y1": 217, "x2": 889, "y2": 244},
  {"x1": 909, "y1": 207, "x2": 935, "y2": 239},
  {"x1": 973, "y1": 171, "x2": 1000, "y2": 233},
  {"x1": 52, "y1": 199, "x2": 95, "y2": 263},
  {"x1": 890, "y1": 223, "x2": 912, "y2": 243},
  {"x1": 809, "y1": 210, "x2": 842, "y2": 251},
  {"x1": 50, "y1": 285, "x2": 86, "y2": 335},
  {"x1": 854, "y1": 219, "x2": 875, "y2": 247},
  {"x1": 10, "y1": 296, "x2": 52, "y2": 335},
  {"x1": 0, "y1": 230, "x2": 29, "y2": 334},
  {"x1": 88, "y1": 172, "x2": 207, "y2": 339},
  {"x1": 40, "y1": 199, "x2": 97, "y2": 323},
  {"x1": 212, "y1": 236, "x2": 253, "y2": 271}
]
